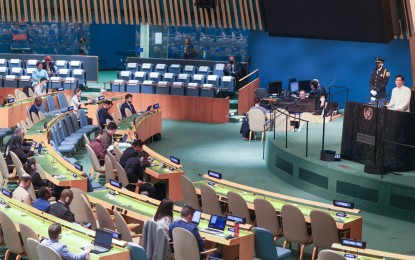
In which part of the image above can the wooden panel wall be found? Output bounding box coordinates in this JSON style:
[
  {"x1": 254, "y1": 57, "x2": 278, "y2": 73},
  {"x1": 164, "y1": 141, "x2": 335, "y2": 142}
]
[
  {"x1": 238, "y1": 77, "x2": 260, "y2": 115},
  {"x1": 0, "y1": 0, "x2": 263, "y2": 29}
]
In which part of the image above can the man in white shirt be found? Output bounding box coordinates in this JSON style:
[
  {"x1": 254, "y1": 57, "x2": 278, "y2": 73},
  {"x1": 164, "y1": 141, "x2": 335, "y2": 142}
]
[
  {"x1": 33, "y1": 77, "x2": 48, "y2": 96},
  {"x1": 12, "y1": 174, "x2": 32, "y2": 205},
  {"x1": 387, "y1": 75, "x2": 411, "y2": 112}
]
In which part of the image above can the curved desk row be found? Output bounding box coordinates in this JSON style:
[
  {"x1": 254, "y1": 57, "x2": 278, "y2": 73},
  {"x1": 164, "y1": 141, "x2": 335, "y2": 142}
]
[
  {"x1": 25, "y1": 111, "x2": 89, "y2": 191},
  {"x1": 88, "y1": 184, "x2": 254, "y2": 260},
  {"x1": 0, "y1": 88, "x2": 74, "y2": 128},
  {"x1": 193, "y1": 174, "x2": 363, "y2": 240},
  {"x1": 0, "y1": 194, "x2": 129, "y2": 259}
]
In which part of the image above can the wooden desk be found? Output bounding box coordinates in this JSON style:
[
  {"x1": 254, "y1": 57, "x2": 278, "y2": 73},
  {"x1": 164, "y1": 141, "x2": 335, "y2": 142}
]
[
  {"x1": 194, "y1": 175, "x2": 363, "y2": 240},
  {"x1": 0, "y1": 195, "x2": 129, "y2": 260},
  {"x1": 116, "y1": 110, "x2": 163, "y2": 142},
  {"x1": 332, "y1": 243, "x2": 415, "y2": 260},
  {"x1": 0, "y1": 89, "x2": 73, "y2": 128},
  {"x1": 88, "y1": 184, "x2": 255, "y2": 260}
]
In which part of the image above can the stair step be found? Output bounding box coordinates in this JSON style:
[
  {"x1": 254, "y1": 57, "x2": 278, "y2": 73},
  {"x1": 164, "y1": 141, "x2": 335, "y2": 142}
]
[{"x1": 229, "y1": 115, "x2": 245, "y2": 123}]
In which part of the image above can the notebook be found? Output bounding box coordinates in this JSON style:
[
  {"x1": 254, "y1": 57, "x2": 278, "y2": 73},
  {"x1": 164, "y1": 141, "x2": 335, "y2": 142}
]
[
  {"x1": 121, "y1": 134, "x2": 128, "y2": 142},
  {"x1": 201, "y1": 214, "x2": 227, "y2": 235},
  {"x1": 92, "y1": 228, "x2": 113, "y2": 254}
]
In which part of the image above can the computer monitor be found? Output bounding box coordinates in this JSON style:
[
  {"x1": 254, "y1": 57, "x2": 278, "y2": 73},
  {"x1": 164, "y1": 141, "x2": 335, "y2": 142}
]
[{"x1": 289, "y1": 81, "x2": 299, "y2": 93}]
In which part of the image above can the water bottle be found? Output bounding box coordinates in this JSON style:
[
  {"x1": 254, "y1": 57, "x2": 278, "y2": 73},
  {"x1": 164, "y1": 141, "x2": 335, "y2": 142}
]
[{"x1": 234, "y1": 221, "x2": 240, "y2": 237}]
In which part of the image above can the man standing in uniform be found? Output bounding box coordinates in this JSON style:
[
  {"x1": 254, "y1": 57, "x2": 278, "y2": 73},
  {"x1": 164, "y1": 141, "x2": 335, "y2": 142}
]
[{"x1": 369, "y1": 57, "x2": 390, "y2": 106}]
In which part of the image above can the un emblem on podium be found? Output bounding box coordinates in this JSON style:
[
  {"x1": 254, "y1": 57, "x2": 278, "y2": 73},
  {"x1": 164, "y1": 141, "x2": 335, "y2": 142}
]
[{"x1": 363, "y1": 107, "x2": 374, "y2": 120}]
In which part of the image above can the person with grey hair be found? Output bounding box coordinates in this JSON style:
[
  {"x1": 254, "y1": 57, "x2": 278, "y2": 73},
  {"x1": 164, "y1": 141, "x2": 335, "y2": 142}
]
[{"x1": 41, "y1": 223, "x2": 90, "y2": 260}]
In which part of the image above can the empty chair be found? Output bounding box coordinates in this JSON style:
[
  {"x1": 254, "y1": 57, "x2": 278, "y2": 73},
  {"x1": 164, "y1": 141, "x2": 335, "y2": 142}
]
[
  {"x1": 25, "y1": 68, "x2": 36, "y2": 76},
  {"x1": 111, "y1": 79, "x2": 125, "y2": 92},
  {"x1": 141, "y1": 80, "x2": 155, "y2": 94},
  {"x1": 155, "y1": 63, "x2": 167, "y2": 73},
  {"x1": 179, "y1": 175, "x2": 201, "y2": 210},
  {"x1": 198, "y1": 65, "x2": 210, "y2": 76},
  {"x1": 133, "y1": 71, "x2": 147, "y2": 82},
  {"x1": 0, "y1": 211, "x2": 26, "y2": 260},
  {"x1": 310, "y1": 210, "x2": 340, "y2": 260},
  {"x1": 114, "y1": 211, "x2": 135, "y2": 243},
  {"x1": 63, "y1": 77, "x2": 78, "y2": 90},
  {"x1": 169, "y1": 64, "x2": 182, "y2": 74},
  {"x1": 26, "y1": 238, "x2": 40, "y2": 260},
  {"x1": 148, "y1": 72, "x2": 161, "y2": 83},
  {"x1": 200, "y1": 183, "x2": 223, "y2": 216},
  {"x1": 80, "y1": 194, "x2": 97, "y2": 230},
  {"x1": 281, "y1": 204, "x2": 312, "y2": 260},
  {"x1": 127, "y1": 242, "x2": 148, "y2": 260},
  {"x1": 213, "y1": 63, "x2": 225, "y2": 77},
  {"x1": 227, "y1": 191, "x2": 252, "y2": 224},
  {"x1": 72, "y1": 69, "x2": 86, "y2": 86},
  {"x1": 78, "y1": 109, "x2": 99, "y2": 132},
  {"x1": 57, "y1": 68, "x2": 71, "y2": 78},
  {"x1": 15, "y1": 89, "x2": 27, "y2": 100},
  {"x1": 254, "y1": 198, "x2": 282, "y2": 241},
  {"x1": 172, "y1": 227, "x2": 215, "y2": 260},
  {"x1": 46, "y1": 95, "x2": 64, "y2": 113},
  {"x1": 19, "y1": 223, "x2": 39, "y2": 260},
  {"x1": 186, "y1": 83, "x2": 200, "y2": 97},
  {"x1": 10, "y1": 67, "x2": 25, "y2": 77},
  {"x1": 206, "y1": 74, "x2": 220, "y2": 87},
  {"x1": 126, "y1": 79, "x2": 140, "y2": 93},
  {"x1": 183, "y1": 65, "x2": 197, "y2": 75},
  {"x1": 221, "y1": 76, "x2": 235, "y2": 93},
  {"x1": 37, "y1": 243, "x2": 62, "y2": 260},
  {"x1": 141, "y1": 63, "x2": 153, "y2": 73},
  {"x1": 26, "y1": 59, "x2": 38, "y2": 69},
  {"x1": 248, "y1": 109, "x2": 270, "y2": 142},
  {"x1": 70, "y1": 188, "x2": 93, "y2": 223},
  {"x1": 192, "y1": 74, "x2": 206, "y2": 85},
  {"x1": 0, "y1": 58, "x2": 8, "y2": 67},
  {"x1": 104, "y1": 155, "x2": 115, "y2": 183},
  {"x1": 171, "y1": 82, "x2": 185, "y2": 96},
  {"x1": 69, "y1": 60, "x2": 83, "y2": 70},
  {"x1": 126, "y1": 62, "x2": 140, "y2": 72},
  {"x1": 162, "y1": 72, "x2": 176, "y2": 83},
  {"x1": 252, "y1": 227, "x2": 292, "y2": 260},
  {"x1": 57, "y1": 93, "x2": 69, "y2": 109},
  {"x1": 9, "y1": 58, "x2": 22, "y2": 68},
  {"x1": 55, "y1": 60, "x2": 68, "y2": 70},
  {"x1": 156, "y1": 81, "x2": 170, "y2": 95},
  {"x1": 50, "y1": 76, "x2": 63, "y2": 89},
  {"x1": 96, "y1": 202, "x2": 116, "y2": 231},
  {"x1": 177, "y1": 73, "x2": 191, "y2": 85},
  {"x1": 0, "y1": 66, "x2": 9, "y2": 78},
  {"x1": 317, "y1": 250, "x2": 346, "y2": 260},
  {"x1": 200, "y1": 84, "x2": 216, "y2": 98},
  {"x1": 118, "y1": 70, "x2": 133, "y2": 81}
]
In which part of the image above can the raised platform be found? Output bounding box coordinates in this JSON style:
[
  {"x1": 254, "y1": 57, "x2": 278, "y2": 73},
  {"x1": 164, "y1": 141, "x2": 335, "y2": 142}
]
[{"x1": 265, "y1": 118, "x2": 415, "y2": 222}]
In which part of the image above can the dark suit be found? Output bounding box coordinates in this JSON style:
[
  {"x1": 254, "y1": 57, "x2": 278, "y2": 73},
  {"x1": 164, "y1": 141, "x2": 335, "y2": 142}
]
[
  {"x1": 308, "y1": 85, "x2": 327, "y2": 110},
  {"x1": 98, "y1": 107, "x2": 113, "y2": 126},
  {"x1": 42, "y1": 61, "x2": 56, "y2": 76},
  {"x1": 119, "y1": 146, "x2": 138, "y2": 167},
  {"x1": 120, "y1": 102, "x2": 136, "y2": 118},
  {"x1": 223, "y1": 62, "x2": 242, "y2": 89},
  {"x1": 29, "y1": 104, "x2": 40, "y2": 121},
  {"x1": 369, "y1": 67, "x2": 390, "y2": 99},
  {"x1": 48, "y1": 201, "x2": 75, "y2": 223},
  {"x1": 169, "y1": 220, "x2": 205, "y2": 252},
  {"x1": 123, "y1": 156, "x2": 156, "y2": 198}
]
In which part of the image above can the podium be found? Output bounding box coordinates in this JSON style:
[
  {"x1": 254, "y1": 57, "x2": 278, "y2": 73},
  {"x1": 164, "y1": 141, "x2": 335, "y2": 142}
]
[{"x1": 341, "y1": 102, "x2": 415, "y2": 172}]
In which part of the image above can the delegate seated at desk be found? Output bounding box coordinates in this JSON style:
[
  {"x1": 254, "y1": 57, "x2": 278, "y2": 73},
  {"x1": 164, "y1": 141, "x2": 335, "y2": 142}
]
[
  {"x1": 98, "y1": 100, "x2": 114, "y2": 127},
  {"x1": 250, "y1": 97, "x2": 268, "y2": 121},
  {"x1": 4, "y1": 127, "x2": 33, "y2": 156},
  {"x1": 33, "y1": 186, "x2": 52, "y2": 212},
  {"x1": 120, "y1": 93, "x2": 137, "y2": 118},
  {"x1": 169, "y1": 205, "x2": 205, "y2": 252},
  {"x1": 29, "y1": 97, "x2": 43, "y2": 122},
  {"x1": 5, "y1": 134, "x2": 35, "y2": 171},
  {"x1": 89, "y1": 130, "x2": 106, "y2": 166},
  {"x1": 48, "y1": 189, "x2": 76, "y2": 223},
  {"x1": 41, "y1": 223, "x2": 90, "y2": 260},
  {"x1": 12, "y1": 174, "x2": 33, "y2": 206},
  {"x1": 124, "y1": 151, "x2": 157, "y2": 199},
  {"x1": 386, "y1": 75, "x2": 411, "y2": 112},
  {"x1": 119, "y1": 139, "x2": 144, "y2": 167}
]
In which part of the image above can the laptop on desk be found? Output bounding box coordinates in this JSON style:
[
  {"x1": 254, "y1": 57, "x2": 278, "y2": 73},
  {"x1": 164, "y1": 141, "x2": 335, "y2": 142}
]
[
  {"x1": 201, "y1": 214, "x2": 227, "y2": 235},
  {"x1": 92, "y1": 228, "x2": 113, "y2": 254},
  {"x1": 137, "y1": 105, "x2": 152, "y2": 114}
]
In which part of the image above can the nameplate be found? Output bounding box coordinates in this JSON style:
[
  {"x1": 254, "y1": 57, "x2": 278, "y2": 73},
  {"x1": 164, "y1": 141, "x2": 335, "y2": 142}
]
[
  {"x1": 227, "y1": 215, "x2": 246, "y2": 224},
  {"x1": 110, "y1": 179, "x2": 122, "y2": 188},
  {"x1": 208, "y1": 170, "x2": 222, "y2": 179},
  {"x1": 340, "y1": 238, "x2": 366, "y2": 249},
  {"x1": 333, "y1": 200, "x2": 354, "y2": 209},
  {"x1": 67, "y1": 106, "x2": 74, "y2": 112},
  {"x1": 74, "y1": 163, "x2": 83, "y2": 171},
  {"x1": 170, "y1": 156, "x2": 180, "y2": 165},
  {"x1": 2, "y1": 188, "x2": 12, "y2": 198},
  {"x1": 153, "y1": 103, "x2": 160, "y2": 109}
]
